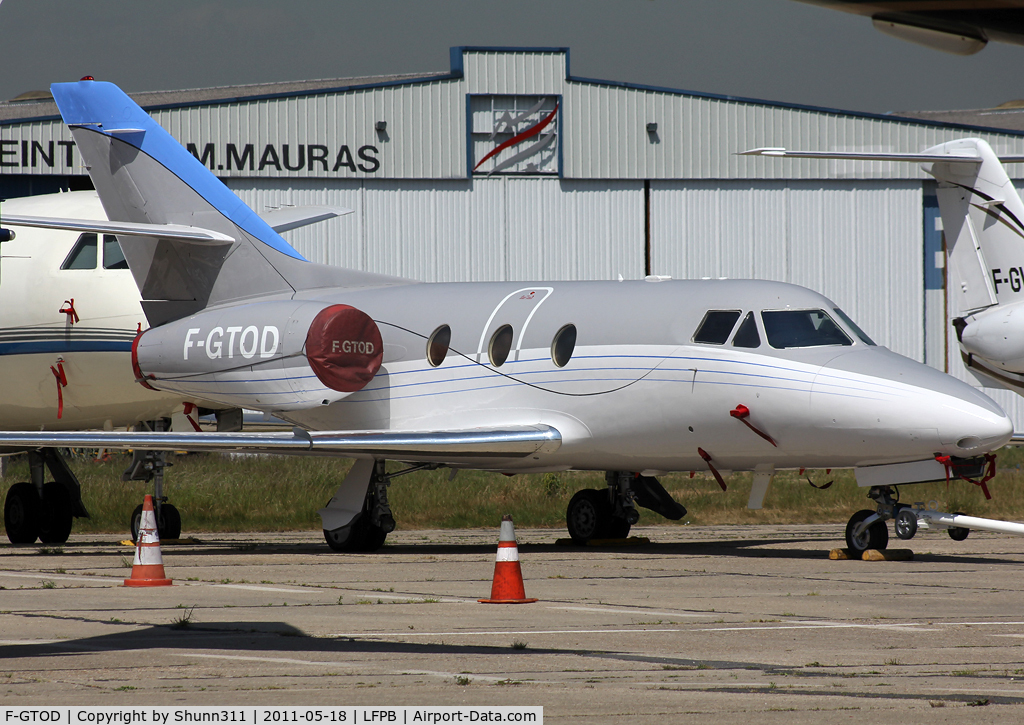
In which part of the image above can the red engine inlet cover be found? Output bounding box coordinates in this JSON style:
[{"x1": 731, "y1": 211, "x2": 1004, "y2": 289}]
[{"x1": 305, "y1": 304, "x2": 384, "y2": 392}]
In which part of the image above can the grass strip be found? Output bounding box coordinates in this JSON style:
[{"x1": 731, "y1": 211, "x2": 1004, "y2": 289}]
[{"x1": 2, "y1": 446, "x2": 1024, "y2": 535}]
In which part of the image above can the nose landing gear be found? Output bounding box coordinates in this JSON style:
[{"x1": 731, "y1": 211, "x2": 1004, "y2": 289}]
[{"x1": 845, "y1": 485, "x2": 898, "y2": 554}]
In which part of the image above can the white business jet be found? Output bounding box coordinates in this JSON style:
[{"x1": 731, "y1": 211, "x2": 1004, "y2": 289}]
[{"x1": 0, "y1": 80, "x2": 1013, "y2": 556}]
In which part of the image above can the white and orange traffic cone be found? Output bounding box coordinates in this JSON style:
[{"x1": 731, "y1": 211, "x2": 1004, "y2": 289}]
[
  {"x1": 124, "y1": 494, "x2": 172, "y2": 587},
  {"x1": 479, "y1": 515, "x2": 537, "y2": 604}
]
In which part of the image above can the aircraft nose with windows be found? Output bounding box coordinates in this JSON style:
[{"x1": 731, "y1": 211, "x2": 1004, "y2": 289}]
[{"x1": 0, "y1": 80, "x2": 1012, "y2": 556}]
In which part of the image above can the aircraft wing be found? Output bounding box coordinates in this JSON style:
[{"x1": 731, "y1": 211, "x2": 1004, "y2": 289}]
[
  {"x1": 0, "y1": 425, "x2": 562, "y2": 461},
  {"x1": 0, "y1": 214, "x2": 235, "y2": 242},
  {"x1": 258, "y1": 205, "x2": 353, "y2": 233}
]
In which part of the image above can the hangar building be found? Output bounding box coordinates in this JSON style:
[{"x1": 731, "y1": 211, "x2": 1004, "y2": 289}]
[{"x1": 4, "y1": 47, "x2": 1024, "y2": 426}]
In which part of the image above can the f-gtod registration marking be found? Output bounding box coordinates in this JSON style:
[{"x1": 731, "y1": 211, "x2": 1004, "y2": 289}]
[
  {"x1": 5, "y1": 713, "x2": 61, "y2": 723},
  {"x1": 331, "y1": 339, "x2": 375, "y2": 355}
]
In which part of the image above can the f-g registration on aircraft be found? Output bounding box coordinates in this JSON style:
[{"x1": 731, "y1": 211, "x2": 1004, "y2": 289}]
[{"x1": 0, "y1": 79, "x2": 1013, "y2": 556}]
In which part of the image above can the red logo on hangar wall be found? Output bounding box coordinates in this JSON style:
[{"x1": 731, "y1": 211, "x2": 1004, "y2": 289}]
[
  {"x1": 305, "y1": 304, "x2": 383, "y2": 392},
  {"x1": 473, "y1": 98, "x2": 559, "y2": 175}
]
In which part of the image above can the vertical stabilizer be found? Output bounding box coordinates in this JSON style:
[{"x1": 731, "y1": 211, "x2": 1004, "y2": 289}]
[
  {"x1": 925, "y1": 138, "x2": 1024, "y2": 316},
  {"x1": 50, "y1": 80, "x2": 408, "y2": 326}
]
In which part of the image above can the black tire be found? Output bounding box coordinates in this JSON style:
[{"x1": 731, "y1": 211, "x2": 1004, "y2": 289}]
[
  {"x1": 130, "y1": 503, "x2": 144, "y2": 542},
  {"x1": 323, "y1": 514, "x2": 388, "y2": 552},
  {"x1": 158, "y1": 503, "x2": 182, "y2": 541},
  {"x1": 4, "y1": 482, "x2": 41, "y2": 544},
  {"x1": 359, "y1": 522, "x2": 388, "y2": 552},
  {"x1": 131, "y1": 502, "x2": 182, "y2": 541},
  {"x1": 948, "y1": 512, "x2": 970, "y2": 542},
  {"x1": 605, "y1": 514, "x2": 632, "y2": 540},
  {"x1": 324, "y1": 525, "x2": 353, "y2": 552},
  {"x1": 38, "y1": 482, "x2": 73, "y2": 544},
  {"x1": 894, "y1": 508, "x2": 918, "y2": 541},
  {"x1": 566, "y1": 489, "x2": 610, "y2": 544},
  {"x1": 845, "y1": 509, "x2": 889, "y2": 553}
]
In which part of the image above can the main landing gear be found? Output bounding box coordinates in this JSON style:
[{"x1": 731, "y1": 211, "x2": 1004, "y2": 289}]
[
  {"x1": 122, "y1": 419, "x2": 181, "y2": 541},
  {"x1": 566, "y1": 472, "x2": 687, "y2": 544},
  {"x1": 3, "y1": 448, "x2": 89, "y2": 545},
  {"x1": 322, "y1": 460, "x2": 426, "y2": 553}
]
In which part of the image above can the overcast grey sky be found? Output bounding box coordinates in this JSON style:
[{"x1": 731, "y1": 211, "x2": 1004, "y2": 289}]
[{"x1": 1, "y1": 1, "x2": 1022, "y2": 114}]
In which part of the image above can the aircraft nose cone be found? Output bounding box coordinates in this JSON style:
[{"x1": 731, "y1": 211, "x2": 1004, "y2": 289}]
[{"x1": 813, "y1": 348, "x2": 1013, "y2": 459}]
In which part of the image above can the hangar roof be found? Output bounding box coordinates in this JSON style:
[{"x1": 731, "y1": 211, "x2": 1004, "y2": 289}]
[
  {"x1": 0, "y1": 72, "x2": 450, "y2": 123},
  {"x1": 3, "y1": 47, "x2": 1024, "y2": 181}
]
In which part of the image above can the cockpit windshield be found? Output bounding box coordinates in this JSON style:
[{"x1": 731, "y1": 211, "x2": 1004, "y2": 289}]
[
  {"x1": 761, "y1": 309, "x2": 852, "y2": 349},
  {"x1": 832, "y1": 307, "x2": 876, "y2": 346}
]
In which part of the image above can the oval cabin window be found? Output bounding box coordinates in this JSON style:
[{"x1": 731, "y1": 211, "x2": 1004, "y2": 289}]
[
  {"x1": 551, "y1": 324, "x2": 577, "y2": 367},
  {"x1": 488, "y1": 324, "x2": 514, "y2": 367},
  {"x1": 426, "y1": 324, "x2": 451, "y2": 367}
]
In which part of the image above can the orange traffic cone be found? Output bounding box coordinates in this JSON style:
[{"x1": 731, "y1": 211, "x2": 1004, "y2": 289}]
[
  {"x1": 479, "y1": 515, "x2": 537, "y2": 604},
  {"x1": 124, "y1": 495, "x2": 172, "y2": 587}
]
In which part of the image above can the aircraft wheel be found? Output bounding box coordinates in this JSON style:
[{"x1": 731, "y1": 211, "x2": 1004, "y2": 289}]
[
  {"x1": 130, "y1": 504, "x2": 143, "y2": 542},
  {"x1": 894, "y1": 508, "x2": 918, "y2": 541},
  {"x1": 38, "y1": 482, "x2": 73, "y2": 544},
  {"x1": 948, "y1": 512, "x2": 970, "y2": 542},
  {"x1": 324, "y1": 526, "x2": 353, "y2": 552},
  {"x1": 845, "y1": 509, "x2": 889, "y2": 553},
  {"x1": 323, "y1": 514, "x2": 388, "y2": 552},
  {"x1": 4, "y1": 482, "x2": 41, "y2": 544},
  {"x1": 359, "y1": 522, "x2": 388, "y2": 552},
  {"x1": 605, "y1": 514, "x2": 631, "y2": 540},
  {"x1": 130, "y1": 502, "x2": 182, "y2": 541},
  {"x1": 158, "y1": 503, "x2": 182, "y2": 541},
  {"x1": 566, "y1": 489, "x2": 609, "y2": 544}
]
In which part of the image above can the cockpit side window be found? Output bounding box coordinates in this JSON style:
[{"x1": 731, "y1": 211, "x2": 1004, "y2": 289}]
[
  {"x1": 761, "y1": 309, "x2": 852, "y2": 349},
  {"x1": 103, "y1": 235, "x2": 129, "y2": 270},
  {"x1": 731, "y1": 312, "x2": 761, "y2": 348},
  {"x1": 61, "y1": 233, "x2": 98, "y2": 270},
  {"x1": 693, "y1": 310, "x2": 741, "y2": 345},
  {"x1": 832, "y1": 307, "x2": 876, "y2": 345}
]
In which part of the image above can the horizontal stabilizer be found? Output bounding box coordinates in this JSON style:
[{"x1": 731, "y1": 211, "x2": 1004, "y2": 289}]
[
  {"x1": 738, "y1": 148, "x2": 983, "y2": 163},
  {"x1": 2, "y1": 214, "x2": 236, "y2": 243},
  {"x1": 258, "y1": 205, "x2": 353, "y2": 233},
  {"x1": 0, "y1": 425, "x2": 562, "y2": 461}
]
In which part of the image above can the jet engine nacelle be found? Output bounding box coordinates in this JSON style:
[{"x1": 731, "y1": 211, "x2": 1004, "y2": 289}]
[
  {"x1": 959, "y1": 301, "x2": 1024, "y2": 373},
  {"x1": 133, "y1": 300, "x2": 383, "y2": 411}
]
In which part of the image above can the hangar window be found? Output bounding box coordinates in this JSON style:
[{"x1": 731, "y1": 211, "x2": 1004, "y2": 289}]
[
  {"x1": 731, "y1": 312, "x2": 761, "y2": 348},
  {"x1": 692, "y1": 310, "x2": 741, "y2": 345},
  {"x1": 761, "y1": 309, "x2": 852, "y2": 349},
  {"x1": 488, "y1": 324, "x2": 514, "y2": 367},
  {"x1": 832, "y1": 307, "x2": 876, "y2": 345},
  {"x1": 103, "y1": 235, "x2": 129, "y2": 269},
  {"x1": 551, "y1": 324, "x2": 577, "y2": 367},
  {"x1": 61, "y1": 233, "x2": 98, "y2": 270},
  {"x1": 426, "y1": 324, "x2": 451, "y2": 367}
]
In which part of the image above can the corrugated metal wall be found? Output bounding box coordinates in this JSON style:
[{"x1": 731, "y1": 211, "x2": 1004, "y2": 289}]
[{"x1": 228, "y1": 177, "x2": 645, "y2": 283}]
